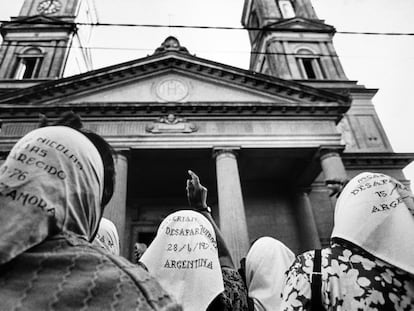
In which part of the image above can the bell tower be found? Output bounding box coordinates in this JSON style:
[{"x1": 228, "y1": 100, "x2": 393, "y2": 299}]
[
  {"x1": 242, "y1": 0, "x2": 396, "y2": 156},
  {"x1": 241, "y1": 0, "x2": 348, "y2": 81},
  {"x1": 0, "y1": 0, "x2": 97, "y2": 81}
]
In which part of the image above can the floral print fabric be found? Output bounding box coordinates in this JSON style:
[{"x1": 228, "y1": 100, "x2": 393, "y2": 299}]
[
  {"x1": 207, "y1": 267, "x2": 249, "y2": 311},
  {"x1": 280, "y1": 240, "x2": 414, "y2": 311}
]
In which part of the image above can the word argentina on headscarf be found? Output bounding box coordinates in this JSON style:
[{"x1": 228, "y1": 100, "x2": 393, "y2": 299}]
[
  {"x1": 348, "y1": 173, "x2": 411, "y2": 214},
  {"x1": 140, "y1": 210, "x2": 224, "y2": 311},
  {"x1": 163, "y1": 214, "x2": 217, "y2": 270}
]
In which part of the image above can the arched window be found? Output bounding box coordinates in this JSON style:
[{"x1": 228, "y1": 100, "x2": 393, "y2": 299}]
[
  {"x1": 296, "y1": 48, "x2": 325, "y2": 79},
  {"x1": 278, "y1": 0, "x2": 295, "y2": 18},
  {"x1": 13, "y1": 47, "x2": 44, "y2": 79}
]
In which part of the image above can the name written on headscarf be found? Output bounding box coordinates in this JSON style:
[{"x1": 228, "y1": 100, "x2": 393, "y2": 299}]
[
  {"x1": 0, "y1": 132, "x2": 90, "y2": 216},
  {"x1": 140, "y1": 210, "x2": 224, "y2": 310},
  {"x1": 161, "y1": 215, "x2": 217, "y2": 270},
  {"x1": 4, "y1": 137, "x2": 84, "y2": 182},
  {"x1": 0, "y1": 126, "x2": 104, "y2": 266}
]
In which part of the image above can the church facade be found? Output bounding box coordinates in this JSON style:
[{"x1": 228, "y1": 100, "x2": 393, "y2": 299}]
[{"x1": 0, "y1": 0, "x2": 412, "y2": 264}]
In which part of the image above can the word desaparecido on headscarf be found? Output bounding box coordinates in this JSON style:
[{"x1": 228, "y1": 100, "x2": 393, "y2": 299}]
[
  {"x1": 162, "y1": 215, "x2": 217, "y2": 270},
  {"x1": 348, "y1": 173, "x2": 410, "y2": 214},
  {"x1": 140, "y1": 210, "x2": 224, "y2": 311},
  {"x1": 332, "y1": 172, "x2": 414, "y2": 275}
]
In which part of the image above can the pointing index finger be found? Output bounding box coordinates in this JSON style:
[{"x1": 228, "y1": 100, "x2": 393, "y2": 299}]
[{"x1": 188, "y1": 170, "x2": 200, "y2": 187}]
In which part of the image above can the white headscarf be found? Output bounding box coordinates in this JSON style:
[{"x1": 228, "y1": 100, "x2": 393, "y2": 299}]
[
  {"x1": 0, "y1": 126, "x2": 104, "y2": 265},
  {"x1": 94, "y1": 218, "x2": 120, "y2": 255},
  {"x1": 140, "y1": 210, "x2": 224, "y2": 311},
  {"x1": 331, "y1": 172, "x2": 414, "y2": 275},
  {"x1": 245, "y1": 237, "x2": 295, "y2": 311}
]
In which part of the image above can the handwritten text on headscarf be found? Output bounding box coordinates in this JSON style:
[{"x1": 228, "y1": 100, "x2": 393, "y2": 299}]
[
  {"x1": 162, "y1": 215, "x2": 217, "y2": 270},
  {"x1": 348, "y1": 173, "x2": 411, "y2": 213},
  {"x1": 0, "y1": 136, "x2": 86, "y2": 216}
]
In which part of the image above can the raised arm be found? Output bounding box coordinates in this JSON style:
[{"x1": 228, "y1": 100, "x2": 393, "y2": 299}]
[{"x1": 186, "y1": 170, "x2": 234, "y2": 268}]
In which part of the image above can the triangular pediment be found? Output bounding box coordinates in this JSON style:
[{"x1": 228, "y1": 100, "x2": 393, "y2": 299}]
[
  {"x1": 1, "y1": 15, "x2": 75, "y2": 34},
  {"x1": 0, "y1": 50, "x2": 349, "y2": 120},
  {"x1": 12, "y1": 15, "x2": 60, "y2": 22},
  {"x1": 6, "y1": 15, "x2": 69, "y2": 26},
  {"x1": 57, "y1": 71, "x2": 293, "y2": 105},
  {"x1": 267, "y1": 17, "x2": 335, "y2": 33}
]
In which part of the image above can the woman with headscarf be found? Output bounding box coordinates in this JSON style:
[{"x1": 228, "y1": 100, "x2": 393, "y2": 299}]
[
  {"x1": 186, "y1": 170, "x2": 249, "y2": 311},
  {"x1": 140, "y1": 209, "x2": 225, "y2": 311},
  {"x1": 0, "y1": 113, "x2": 180, "y2": 310},
  {"x1": 280, "y1": 172, "x2": 414, "y2": 310},
  {"x1": 244, "y1": 237, "x2": 295, "y2": 311},
  {"x1": 93, "y1": 217, "x2": 120, "y2": 255}
]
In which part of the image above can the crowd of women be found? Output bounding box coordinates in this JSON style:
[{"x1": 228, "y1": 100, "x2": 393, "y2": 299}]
[{"x1": 0, "y1": 112, "x2": 413, "y2": 310}]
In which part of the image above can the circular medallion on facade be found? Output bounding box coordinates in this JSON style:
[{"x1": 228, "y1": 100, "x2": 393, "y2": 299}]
[{"x1": 155, "y1": 79, "x2": 189, "y2": 102}]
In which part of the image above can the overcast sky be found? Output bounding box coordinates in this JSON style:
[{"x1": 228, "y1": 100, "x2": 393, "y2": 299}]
[{"x1": 1, "y1": 0, "x2": 414, "y2": 182}]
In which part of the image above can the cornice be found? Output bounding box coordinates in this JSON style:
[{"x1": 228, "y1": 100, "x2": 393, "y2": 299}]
[
  {"x1": 0, "y1": 101, "x2": 349, "y2": 122},
  {"x1": 295, "y1": 80, "x2": 379, "y2": 97},
  {"x1": 1, "y1": 15, "x2": 76, "y2": 34},
  {"x1": 265, "y1": 17, "x2": 335, "y2": 34},
  {"x1": 0, "y1": 52, "x2": 350, "y2": 109},
  {"x1": 342, "y1": 152, "x2": 414, "y2": 169},
  {"x1": 293, "y1": 150, "x2": 414, "y2": 187}
]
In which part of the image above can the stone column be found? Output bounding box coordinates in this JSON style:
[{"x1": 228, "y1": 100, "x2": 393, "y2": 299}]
[
  {"x1": 103, "y1": 152, "x2": 128, "y2": 256},
  {"x1": 319, "y1": 148, "x2": 348, "y2": 206},
  {"x1": 320, "y1": 150, "x2": 347, "y2": 182},
  {"x1": 295, "y1": 191, "x2": 321, "y2": 252},
  {"x1": 214, "y1": 148, "x2": 249, "y2": 266}
]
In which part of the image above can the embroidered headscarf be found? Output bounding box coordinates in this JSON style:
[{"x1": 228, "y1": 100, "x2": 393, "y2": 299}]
[
  {"x1": 0, "y1": 126, "x2": 104, "y2": 265},
  {"x1": 331, "y1": 172, "x2": 414, "y2": 275},
  {"x1": 93, "y1": 217, "x2": 120, "y2": 255},
  {"x1": 140, "y1": 210, "x2": 224, "y2": 311},
  {"x1": 245, "y1": 237, "x2": 295, "y2": 311}
]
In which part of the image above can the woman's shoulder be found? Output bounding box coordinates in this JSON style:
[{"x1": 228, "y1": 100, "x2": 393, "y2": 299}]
[
  {"x1": 2, "y1": 234, "x2": 181, "y2": 310},
  {"x1": 81, "y1": 237, "x2": 182, "y2": 310},
  {"x1": 219, "y1": 267, "x2": 249, "y2": 311},
  {"x1": 290, "y1": 247, "x2": 333, "y2": 275}
]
